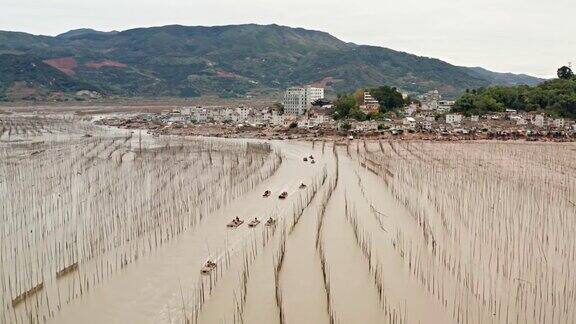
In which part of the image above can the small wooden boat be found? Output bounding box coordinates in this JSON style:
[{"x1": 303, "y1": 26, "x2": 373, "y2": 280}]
[
  {"x1": 311, "y1": 160, "x2": 316, "y2": 164},
  {"x1": 201, "y1": 261, "x2": 217, "y2": 275},
  {"x1": 265, "y1": 218, "x2": 276, "y2": 227},
  {"x1": 299, "y1": 183, "x2": 307, "y2": 189},
  {"x1": 227, "y1": 219, "x2": 244, "y2": 228},
  {"x1": 248, "y1": 219, "x2": 261, "y2": 227},
  {"x1": 309, "y1": 155, "x2": 314, "y2": 159},
  {"x1": 303, "y1": 157, "x2": 308, "y2": 162},
  {"x1": 279, "y1": 191, "x2": 288, "y2": 199},
  {"x1": 263, "y1": 190, "x2": 271, "y2": 197}
]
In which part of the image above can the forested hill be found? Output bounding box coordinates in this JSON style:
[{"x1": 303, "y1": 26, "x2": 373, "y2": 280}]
[
  {"x1": 454, "y1": 70, "x2": 576, "y2": 119},
  {"x1": 0, "y1": 24, "x2": 544, "y2": 101}
]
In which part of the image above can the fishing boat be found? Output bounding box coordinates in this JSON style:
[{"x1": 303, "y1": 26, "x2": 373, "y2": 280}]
[
  {"x1": 248, "y1": 218, "x2": 261, "y2": 227},
  {"x1": 201, "y1": 261, "x2": 217, "y2": 275},
  {"x1": 263, "y1": 190, "x2": 271, "y2": 197},
  {"x1": 299, "y1": 183, "x2": 307, "y2": 189},
  {"x1": 227, "y1": 218, "x2": 244, "y2": 228},
  {"x1": 279, "y1": 191, "x2": 288, "y2": 199}
]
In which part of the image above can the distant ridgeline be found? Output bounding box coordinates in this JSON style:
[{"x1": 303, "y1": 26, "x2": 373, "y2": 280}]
[
  {"x1": 453, "y1": 67, "x2": 576, "y2": 119},
  {"x1": 0, "y1": 24, "x2": 543, "y2": 101}
]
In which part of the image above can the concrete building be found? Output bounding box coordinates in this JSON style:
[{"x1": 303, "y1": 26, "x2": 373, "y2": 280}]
[
  {"x1": 307, "y1": 107, "x2": 333, "y2": 126},
  {"x1": 192, "y1": 108, "x2": 208, "y2": 123},
  {"x1": 271, "y1": 110, "x2": 285, "y2": 126},
  {"x1": 180, "y1": 107, "x2": 193, "y2": 116},
  {"x1": 403, "y1": 117, "x2": 417, "y2": 130},
  {"x1": 168, "y1": 115, "x2": 187, "y2": 123},
  {"x1": 421, "y1": 120, "x2": 433, "y2": 130},
  {"x1": 283, "y1": 86, "x2": 324, "y2": 115},
  {"x1": 405, "y1": 104, "x2": 418, "y2": 116},
  {"x1": 421, "y1": 90, "x2": 441, "y2": 102},
  {"x1": 511, "y1": 116, "x2": 528, "y2": 125},
  {"x1": 553, "y1": 118, "x2": 565, "y2": 128},
  {"x1": 446, "y1": 114, "x2": 463, "y2": 124},
  {"x1": 505, "y1": 109, "x2": 518, "y2": 115},
  {"x1": 236, "y1": 106, "x2": 250, "y2": 122},
  {"x1": 353, "y1": 121, "x2": 379, "y2": 132},
  {"x1": 359, "y1": 92, "x2": 380, "y2": 114},
  {"x1": 533, "y1": 114, "x2": 545, "y2": 128},
  {"x1": 437, "y1": 100, "x2": 455, "y2": 113}
]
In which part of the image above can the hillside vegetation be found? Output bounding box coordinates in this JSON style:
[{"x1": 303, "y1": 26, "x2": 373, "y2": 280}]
[
  {"x1": 454, "y1": 67, "x2": 576, "y2": 118},
  {"x1": 0, "y1": 24, "x2": 543, "y2": 101}
]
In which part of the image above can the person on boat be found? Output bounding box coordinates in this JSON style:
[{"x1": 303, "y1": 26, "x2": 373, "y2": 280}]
[
  {"x1": 254, "y1": 217, "x2": 259, "y2": 222},
  {"x1": 267, "y1": 217, "x2": 274, "y2": 223},
  {"x1": 235, "y1": 216, "x2": 240, "y2": 223}
]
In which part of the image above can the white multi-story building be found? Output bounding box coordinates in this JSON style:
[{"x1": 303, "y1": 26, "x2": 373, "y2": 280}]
[
  {"x1": 271, "y1": 110, "x2": 285, "y2": 126},
  {"x1": 421, "y1": 120, "x2": 433, "y2": 130},
  {"x1": 359, "y1": 92, "x2": 380, "y2": 114},
  {"x1": 437, "y1": 100, "x2": 455, "y2": 113},
  {"x1": 192, "y1": 108, "x2": 208, "y2": 123},
  {"x1": 554, "y1": 118, "x2": 565, "y2": 128},
  {"x1": 180, "y1": 107, "x2": 193, "y2": 116},
  {"x1": 533, "y1": 114, "x2": 545, "y2": 128},
  {"x1": 236, "y1": 106, "x2": 250, "y2": 122},
  {"x1": 283, "y1": 86, "x2": 324, "y2": 115},
  {"x1": 446, "y1": 114, "x2": 463, "y2": 124}
]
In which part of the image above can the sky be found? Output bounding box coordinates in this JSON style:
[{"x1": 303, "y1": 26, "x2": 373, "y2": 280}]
[{"x1": 1, "y1": 0, "x2": 573, "y2": 78}]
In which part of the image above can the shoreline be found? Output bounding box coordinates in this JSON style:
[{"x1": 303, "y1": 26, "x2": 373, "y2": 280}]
[{"x1": 96, "y1": 117, "x2": 576, "y2": 143}]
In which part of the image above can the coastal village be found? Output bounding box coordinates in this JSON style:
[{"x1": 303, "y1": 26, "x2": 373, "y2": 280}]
[{"x1": 100, "y1": 86, "x2": 576, "y2": 141}]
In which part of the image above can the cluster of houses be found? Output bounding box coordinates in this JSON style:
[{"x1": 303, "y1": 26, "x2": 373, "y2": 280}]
[
  {"x1": 149, "y1": 86, "x2": 575, "y2": 137},
  {"x1": 151, "y1": 86, "x2": 334, "y2": 128},
  {"x1": 156, "y1": 103, "x2": 334, "y2": 129},
  {"x1": 375, "y1": 90, "x2": 576, "y2": 135},
  {"x1": 345, "y1": 112, "x2": 575, "y2": 137},
  {"x1": 399, "y1": 101, "x2": 575, "y2": 134}
]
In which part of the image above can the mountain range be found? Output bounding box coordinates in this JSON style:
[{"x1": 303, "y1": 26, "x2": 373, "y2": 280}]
[{"x1": 0, "y1": 24, "x2": 544, "y2": 101}]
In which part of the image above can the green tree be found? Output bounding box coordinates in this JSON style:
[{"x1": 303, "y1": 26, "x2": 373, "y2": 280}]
[
  {"x1": 368, "y1": 86, "x2": 405, "y2": 112},
  {"x1": 454, "y1": 69, "x2": 576, "y2": 119},
  {"x1": 557, "y1": 66, "x2": 574, "y2": 80},
  {"x1": 349, "y1": 107, "x2": 367, "y2": 121},
  {"x1": 332, "y1": 94, "x2": 357, "y2": 119},
  {"x1": 340, "y1": 121, "x2": 351, "y2": 130}
]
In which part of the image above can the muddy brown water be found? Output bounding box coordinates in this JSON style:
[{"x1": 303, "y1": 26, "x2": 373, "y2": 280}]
[{"x1": 2, "y1": 115, "x2": 576, "y2": 324}]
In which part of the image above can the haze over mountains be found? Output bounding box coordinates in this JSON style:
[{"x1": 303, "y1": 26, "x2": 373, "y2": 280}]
[{"x1": 0, "y1": 24, "x2": 544, "y2": 100}]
